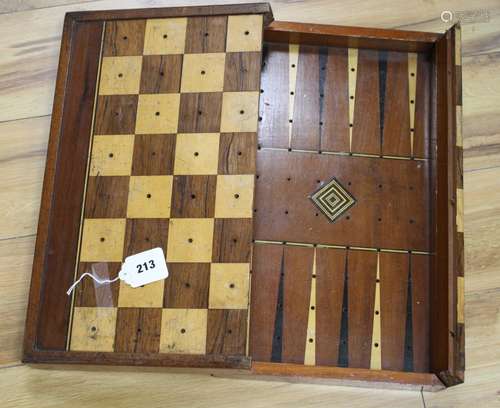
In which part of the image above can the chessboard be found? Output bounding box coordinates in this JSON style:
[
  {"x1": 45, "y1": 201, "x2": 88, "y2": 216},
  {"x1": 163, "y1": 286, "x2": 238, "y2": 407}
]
[
  {"x1": 21, "y1": 5, "x2": 272, "y2": 367},
  {"x1": 68, "y1": 12, "x2": 265, "y2": 359}
]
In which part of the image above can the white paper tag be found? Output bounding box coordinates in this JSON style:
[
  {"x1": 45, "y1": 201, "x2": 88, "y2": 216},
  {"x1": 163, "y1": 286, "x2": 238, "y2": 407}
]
[{"x1": 119, "y1": 247, "x2": 169, "y2": 288}]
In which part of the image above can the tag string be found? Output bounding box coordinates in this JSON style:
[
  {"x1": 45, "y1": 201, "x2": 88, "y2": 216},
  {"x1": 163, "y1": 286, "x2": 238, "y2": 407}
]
[{"x1": 66, "y1": 272, "x2": 120, "y2": 296}]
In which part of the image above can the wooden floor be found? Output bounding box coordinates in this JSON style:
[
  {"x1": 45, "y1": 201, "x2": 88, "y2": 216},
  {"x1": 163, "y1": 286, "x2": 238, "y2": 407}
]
[{"x1": 0, "y1": 0, "x2": 499, "y2": 406}]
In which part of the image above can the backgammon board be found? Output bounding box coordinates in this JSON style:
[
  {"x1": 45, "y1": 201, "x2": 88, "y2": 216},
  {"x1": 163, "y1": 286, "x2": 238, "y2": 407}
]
[{"x1": 24, "y1": 3, "x2": 463, "y2": 390}]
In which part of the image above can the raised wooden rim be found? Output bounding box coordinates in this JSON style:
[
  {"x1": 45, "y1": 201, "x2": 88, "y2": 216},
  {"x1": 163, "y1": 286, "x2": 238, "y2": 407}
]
[
  {"x1": 264, "y1": 20, "x2": 442, "y2": 52},
  {"x1": 252, "y1": 362, "x2": 444, "y2": 391}
]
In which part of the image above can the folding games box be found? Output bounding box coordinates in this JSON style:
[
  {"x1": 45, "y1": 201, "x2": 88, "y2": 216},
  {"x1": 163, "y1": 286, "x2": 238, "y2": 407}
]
[{"x1": 23, "y1": 3, "x2": 464, "y2": 390}]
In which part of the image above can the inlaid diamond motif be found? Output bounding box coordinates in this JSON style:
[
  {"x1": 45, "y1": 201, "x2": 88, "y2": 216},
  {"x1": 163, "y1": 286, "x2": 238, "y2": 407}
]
[{"x1": 310, "y1": 177, "x2": 356, "y2": 222}]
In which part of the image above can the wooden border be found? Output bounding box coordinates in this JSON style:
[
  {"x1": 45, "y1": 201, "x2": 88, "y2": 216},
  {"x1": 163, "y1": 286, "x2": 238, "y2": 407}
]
[
  {"x1": 264, "y1": 20, "x2": 441, "y2": 52},
  {"x1": 23, "y1": 12, "x2": 82, "y2": 354},
  {"x1": 251, "y1": 363, "x2": 444, "y2": 391},
  {"x1": 23, "y1": 350, "x2": 250, "y2": 369},
  {"x1": 68, "y1": 3, "x2": 274, "y2": 25},
  {"x1": 430, "y1": 24, "x2": 464, "y2": 387}
]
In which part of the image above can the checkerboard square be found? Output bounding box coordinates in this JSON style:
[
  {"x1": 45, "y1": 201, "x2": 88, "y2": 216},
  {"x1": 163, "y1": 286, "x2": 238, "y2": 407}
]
[
  {"x1": 220, "y1": 92, "x2": 259, "y2": 132},
  {"x1": 70, "y1": 307, "x2": 117, "y2": 351},
  {"x1": 163, "y1": 263, "x2": 210, "y2": 308},
  {"x1": 212, "y1": 218, "x2": 252, "y2": 263},
  {"x1": 127, "y1": 176, "x2": 173, "y2": 218},
  {"x1": 80, "y1": 218, "x2": 126, "y2": 262},
  {"x1": 160, "y1": 308, "x2": 207, "y2": 354},
  {"x1": 131, "y1": 134, "x2": 176, "y2": 176},
  {"x1": 224, "y1": 52, "x2": 261, "y2": 91},
  {"x1": 135, "y1": 94, "x2": 180, "y2": 134},
  {"x1": 74, "y1": 263, "x2": 120, "y2": 307},
  {"x1": 95, "y1": 95, "x2": 138, "y2": 135},
  {"x1": 114, "y1": 308, "x2": 162, "y2": 353},
  {"x1": 180, "y1": 53, "x2": 226, "y2": 93},
  {"x1": 124, "y1": 219, "x2": 169, "y2": 257},
  {"x1": 215, "y1": 175, "x2": 254, "y2": 218},
  {"x1": 226, "y1": 15, "x2": 263, "y2": 52},
  {"x1": 117, "y1": 279, "x2": 165, "y2": 308},
  {"x1": 84, "y1": 176, "x2": 129, "y2": 218},
  {"x1": 144, "y1": 18, "x2": 187, "y2": 55},
  {"x1": 99, "y1": 56, "x2": 142, "y2": 95},
  {"x1": 173, "y1": 133, "x2": 220, "y2": 175},
  {"x1": 208, "y1": 263, "x2": 249, "y2": 309},
  {"x1": 206, "y1": 309, "x2": 247, "y2": 355},
  {"x1": 185, "y1": 16, "x2": 227, "y2": 54},
  {"x1": 103, "y1": 20, "x2": 146, "y2": 57},
  {"x1": 178, "y1": 93, "x2": 222, "y2": 133},
  {"x1": 166, "y1": 218, "x2": 214, "y2": 262},
  {"x1": 90, "y1": 135, "x2": 134, "y2": 176},
  {"x1": 171, "y1": 175, "x2": 217, "y2": 218},
  {"x1": 218, "y1": 133, "x2": 257, "y2": 174},
  {"x1": 140, "y1": 55, "x2": 182, "y2": 93}
]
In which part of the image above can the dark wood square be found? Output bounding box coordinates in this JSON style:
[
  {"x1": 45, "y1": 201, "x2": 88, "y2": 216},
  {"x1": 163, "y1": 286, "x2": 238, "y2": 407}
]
[
  {"x1": 140, "y1": 55, "x2": 183, "y2": 93},
  {"x1": 212, "y1": 218, "x2": 252, "y2": 262},
  {"x1": 74, "y1": 262, "x2": 121, "y2": 307},
  {"x1": 207, "y1": 309, "x2": 247, "y2": 355},
  {"x1": 103, "y1": 20, "x2": 146, "y2": 56},
  {"x1": 94, "y1": 95, "x2": 138, "y2": 135},
  {"x1": 171, "y1": 175, "x2": 217, "y2": 218},
  {"x1": 178, "y1": 93, "x2": 222, "y2": 133},
  {"x1": 124, "y1": 219, "x2": 169, "y2": 258},
  {"x1": 224, "y1": 52, "x2": 261, "y2": 91},
  {"x1": 163, "y1": 263, "x2": 210, "y2": 308},
  {"x1": 218, "y1": 133, "x2": 257, "y2": 174},
  {"x1": 84, "y1": 176, "x2": 129, "y2": 218},
  {"x1": 132, "y1": 134, "x2": 176, "y2": 175},
  {"x1": 185, "y1": 16, "x2": 227, "y2": 53},
  {"x1": 114, "y1": 308, "x2": 162, "y2": 353}
]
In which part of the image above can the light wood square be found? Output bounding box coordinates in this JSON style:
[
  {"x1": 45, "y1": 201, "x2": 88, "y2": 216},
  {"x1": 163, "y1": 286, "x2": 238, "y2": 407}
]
[
  {"x1": 127, "y1": 176, "x2": 173, "y2": 218},
  {"x1": 144, "y1": 17, "x2": 187, "y2": 55},
  {"x1": 135, "y1": 94, "x2": 180, "y2": 134},
  {"x1": 220, "y1": 92, "x2": 259, "y2": 132},
  {"x1": 180, "y1": 53, "x2": 226, "y2": 93},
  {"x1": 117, "y1": 279, "x2": 165, "y2": 308},
  {"x1": 215, "y1": 175, "x2": 254, "y2": 218},
  {"x1": 166, "y1": 218, "x2": 214, "y2": 262},
  {"x1": 99, "y1": 56, "x2": 142, "y2": 95},
  {"x1": 90, "y1": 135, "x2": 134, "y2": 176},
  {"x1": 160, "y1": 308, "x2": 207, "y2": 354},
  {"x1": 173, "y1": 133, "x2": 220, "y2": 175},
  {"x1": 226, "y1": 15, "x2": 263, "y2": 52},
  {"x1": 80, "y1": 218, "x2": 126, "y2": 262},
  {"x1": 208, "y1": 263, "x2": 249, "y2": 309},
  {"x1": 70, "y1": 307, "x2": 117, "y2": 351}
]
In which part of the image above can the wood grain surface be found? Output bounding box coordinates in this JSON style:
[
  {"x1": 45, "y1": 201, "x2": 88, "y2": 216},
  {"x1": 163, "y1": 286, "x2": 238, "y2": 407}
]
[
  {"x1": 254, "y1": 150, "x2": 431, "y2": 250},
  {"x1": 1, "y1": 0, "x2": 499, "y2": 406}
]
